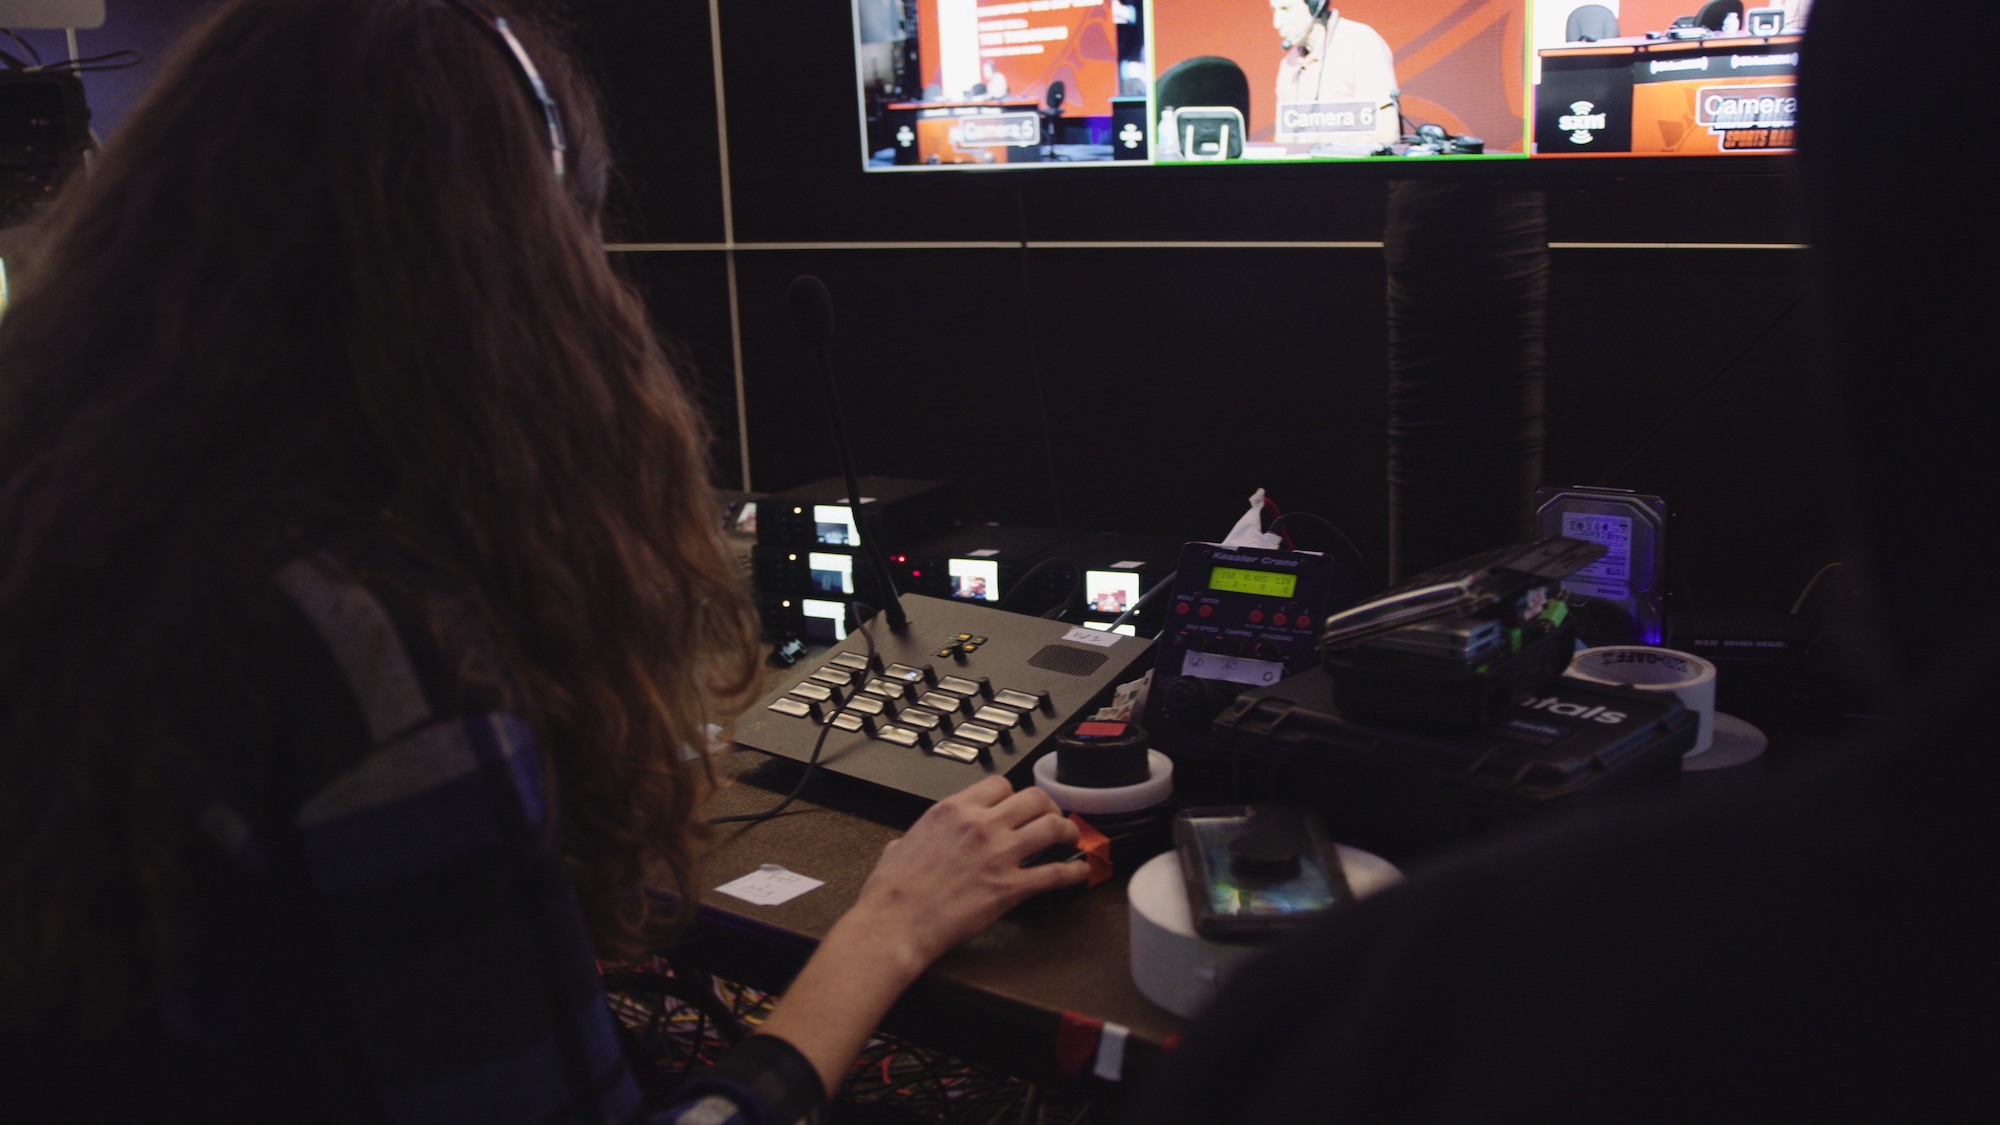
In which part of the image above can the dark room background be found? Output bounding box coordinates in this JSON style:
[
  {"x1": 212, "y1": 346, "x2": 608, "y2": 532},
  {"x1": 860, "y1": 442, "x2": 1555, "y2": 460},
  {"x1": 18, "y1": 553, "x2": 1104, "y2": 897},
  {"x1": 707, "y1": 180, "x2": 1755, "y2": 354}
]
[{"x1": 24, "y1": 0, "x2": 1837, "y2": 619}]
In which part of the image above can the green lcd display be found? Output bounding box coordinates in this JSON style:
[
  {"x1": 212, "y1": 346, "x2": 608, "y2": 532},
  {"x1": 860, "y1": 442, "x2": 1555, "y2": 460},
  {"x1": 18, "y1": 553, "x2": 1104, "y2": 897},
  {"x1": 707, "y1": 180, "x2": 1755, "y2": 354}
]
[{"x1": 1208, "y1": 566, "x2": 1297, "y2": 599}]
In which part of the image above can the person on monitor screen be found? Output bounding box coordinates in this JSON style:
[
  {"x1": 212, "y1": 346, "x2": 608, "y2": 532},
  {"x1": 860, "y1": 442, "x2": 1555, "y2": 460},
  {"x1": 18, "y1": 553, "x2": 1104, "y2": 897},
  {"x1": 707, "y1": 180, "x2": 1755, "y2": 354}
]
[
  {"x1": 1130, "y1": 2, "x2": 1995, "y2": 1118},
  {"x1": 1269, "y1": 0, "x2": 1399, "y2": 148},
  {"x1": 0, "y1": 1, "x2": 1086, "y2": 1122},
  {"x1": 980, "y1": 58, "x2": 1011, "y2": 99}
]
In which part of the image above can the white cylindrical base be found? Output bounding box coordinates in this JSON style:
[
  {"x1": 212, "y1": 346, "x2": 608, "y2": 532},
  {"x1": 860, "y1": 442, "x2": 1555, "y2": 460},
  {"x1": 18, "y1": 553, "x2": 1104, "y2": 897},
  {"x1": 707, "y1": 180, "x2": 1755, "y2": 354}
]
[
  {"x1": 1127, "y1": 844, "x2": 1401, "y2": 1019},
  {"x1": 1031, "y1": 749, "x2": 1174, "y2": 816}
]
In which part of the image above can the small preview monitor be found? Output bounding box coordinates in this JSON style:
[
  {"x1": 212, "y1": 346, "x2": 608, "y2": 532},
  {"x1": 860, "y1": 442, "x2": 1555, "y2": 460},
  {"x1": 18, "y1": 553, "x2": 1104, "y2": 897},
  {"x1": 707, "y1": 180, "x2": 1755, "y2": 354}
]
[
  {"x1": 808, "y1": 552, "x2": 855, "y2": 596},
  {"x1": 813, "y1": 504, "x2": 861, "y2": 547},
  {"x1": 1085, "y1": 570, "x2": 1143, "y2": 616},
  {"x1": 948, "y1": 557, "x2": 1000, "y2": 602},
  {"x1": 801, "y1": 598, "x2": 851, "y2": 643}
]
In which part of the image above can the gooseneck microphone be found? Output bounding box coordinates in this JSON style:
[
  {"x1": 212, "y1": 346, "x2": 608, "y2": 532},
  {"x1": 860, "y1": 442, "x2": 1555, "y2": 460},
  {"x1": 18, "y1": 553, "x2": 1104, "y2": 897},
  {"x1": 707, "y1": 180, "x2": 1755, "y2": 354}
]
[{"x1": 787, "y1": 275, "x2": 909, "y2": 633}]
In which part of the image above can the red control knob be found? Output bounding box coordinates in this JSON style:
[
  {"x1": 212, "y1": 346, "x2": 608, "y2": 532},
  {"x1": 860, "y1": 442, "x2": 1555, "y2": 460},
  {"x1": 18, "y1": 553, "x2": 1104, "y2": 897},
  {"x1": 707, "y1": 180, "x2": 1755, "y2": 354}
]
[
  {"x1": 1272, "y1": 613, "x2": 1288, "y2": 627},
  {"x1": 1197, "y1": 604, "x2": 1214, "y2": 618},
  {"x1": 1175, "y1": 602, "x2": 1191, "y2": 616},
  {"x1": 1295, "y1": 616, "x2": 1312, "y2": 630},
  {"x1": 1248, "y1": 610, "x2": 1264, "y2": 624}
]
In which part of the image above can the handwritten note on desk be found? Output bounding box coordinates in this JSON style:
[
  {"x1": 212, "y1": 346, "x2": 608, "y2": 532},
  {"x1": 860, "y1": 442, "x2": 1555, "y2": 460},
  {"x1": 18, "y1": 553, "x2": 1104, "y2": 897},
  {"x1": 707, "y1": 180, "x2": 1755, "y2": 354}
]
[{"x1": 715, "y1": 864, "x2": 824, "y2": 906}]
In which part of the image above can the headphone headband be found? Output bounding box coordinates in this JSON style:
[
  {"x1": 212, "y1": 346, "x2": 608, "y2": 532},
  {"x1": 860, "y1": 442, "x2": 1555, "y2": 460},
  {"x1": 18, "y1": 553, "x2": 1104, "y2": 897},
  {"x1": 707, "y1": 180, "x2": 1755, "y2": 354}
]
[{"x1": 440, "y1": 0, "x2": 567, "y2": 180}]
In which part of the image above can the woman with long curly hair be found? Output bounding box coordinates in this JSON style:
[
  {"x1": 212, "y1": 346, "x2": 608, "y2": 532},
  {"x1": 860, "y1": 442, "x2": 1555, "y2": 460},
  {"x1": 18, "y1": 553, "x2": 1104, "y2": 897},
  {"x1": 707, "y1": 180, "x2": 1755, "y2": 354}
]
[{"x1": 0, "y1": 1, "x2": 1086, "y2": 1120}]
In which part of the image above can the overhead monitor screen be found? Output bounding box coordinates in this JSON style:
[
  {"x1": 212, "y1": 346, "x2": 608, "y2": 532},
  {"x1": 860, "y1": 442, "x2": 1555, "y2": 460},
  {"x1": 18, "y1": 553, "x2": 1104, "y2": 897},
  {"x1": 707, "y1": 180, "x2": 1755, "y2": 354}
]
[{"x1": 854, "y1": 1, "x2": 1806, "y2": 169}]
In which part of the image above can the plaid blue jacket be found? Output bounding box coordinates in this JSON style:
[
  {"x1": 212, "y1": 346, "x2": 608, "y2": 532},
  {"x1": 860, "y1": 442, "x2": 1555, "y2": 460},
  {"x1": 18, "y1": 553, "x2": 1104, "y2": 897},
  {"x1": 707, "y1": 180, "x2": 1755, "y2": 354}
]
[{"x1": 22, "y1": 548, "x2": 823, "y2": 1124}]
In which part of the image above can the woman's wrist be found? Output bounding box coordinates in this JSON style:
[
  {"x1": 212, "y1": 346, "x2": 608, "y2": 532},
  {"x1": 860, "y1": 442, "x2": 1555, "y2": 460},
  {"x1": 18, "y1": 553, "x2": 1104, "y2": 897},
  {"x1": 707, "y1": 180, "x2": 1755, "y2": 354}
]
[{"x1": 819, "y1": 901, "x2": 934, "y2": 991}]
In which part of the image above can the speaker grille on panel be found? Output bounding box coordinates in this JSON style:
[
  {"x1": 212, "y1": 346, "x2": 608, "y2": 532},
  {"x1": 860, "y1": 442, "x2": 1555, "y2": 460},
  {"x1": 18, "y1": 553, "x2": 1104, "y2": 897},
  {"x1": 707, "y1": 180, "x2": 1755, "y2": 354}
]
[{"x1": 1028, "y1": 645, "x2": 1109, "y2": 676}]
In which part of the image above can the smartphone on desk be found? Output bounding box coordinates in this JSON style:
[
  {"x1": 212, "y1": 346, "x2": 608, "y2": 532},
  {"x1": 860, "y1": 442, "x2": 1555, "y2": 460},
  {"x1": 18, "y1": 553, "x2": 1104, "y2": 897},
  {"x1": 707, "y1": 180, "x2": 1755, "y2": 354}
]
[{"x1": 1173, "y1": 805, "x2": 1351, "y2": 939}]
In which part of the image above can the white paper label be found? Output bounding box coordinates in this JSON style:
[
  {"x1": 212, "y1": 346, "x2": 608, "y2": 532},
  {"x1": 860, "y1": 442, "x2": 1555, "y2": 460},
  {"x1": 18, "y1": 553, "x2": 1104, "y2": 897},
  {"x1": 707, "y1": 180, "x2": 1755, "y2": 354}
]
[
  {"x1": 1094, "y1": 1022, "x2": 1130, "y2": 1081},
  {"x1": 1061, "y1": 626, "x2": 1123, "y2": 648},
  {"x1": 1181, "y1": 650, "x2": 1286, "y2": 687},
  {"x1": 1561, "y1": 513, "x2": 1634, "y2": 600},
  {"x1": 715, "y1": 864, "x2": 824, "y2": 906},
  {"x1": 967, "y1": 548, "x2": 1001, "y2": 558}
]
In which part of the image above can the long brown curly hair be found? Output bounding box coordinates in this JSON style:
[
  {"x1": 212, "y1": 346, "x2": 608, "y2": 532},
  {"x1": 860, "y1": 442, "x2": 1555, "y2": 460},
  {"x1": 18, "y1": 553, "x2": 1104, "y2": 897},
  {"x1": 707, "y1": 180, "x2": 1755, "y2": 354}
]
[{"x1": 0, "y1": 0, "x2": 760, "y2": 1030}]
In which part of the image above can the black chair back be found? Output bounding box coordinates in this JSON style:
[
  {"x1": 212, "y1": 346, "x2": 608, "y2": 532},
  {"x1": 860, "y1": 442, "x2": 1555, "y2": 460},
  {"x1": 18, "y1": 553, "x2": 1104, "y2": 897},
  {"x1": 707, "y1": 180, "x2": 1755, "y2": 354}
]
[
  {"x1": 1565, "y1": 3, "x2": 1619, "y2": 41},
  {"x1": 1155, "y1": 56, "x2": 1249, "y2": 123},
  {"x1": 1695, "y1": 0, "x2": 1745, "y2": 30}
]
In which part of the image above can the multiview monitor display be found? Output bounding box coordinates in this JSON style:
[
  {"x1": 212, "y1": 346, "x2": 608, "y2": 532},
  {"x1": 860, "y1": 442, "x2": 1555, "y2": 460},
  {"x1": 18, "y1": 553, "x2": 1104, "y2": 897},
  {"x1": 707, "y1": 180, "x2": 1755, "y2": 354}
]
[{"x1": 855, "y1": 0, "x2": 1807, "y2": 169}]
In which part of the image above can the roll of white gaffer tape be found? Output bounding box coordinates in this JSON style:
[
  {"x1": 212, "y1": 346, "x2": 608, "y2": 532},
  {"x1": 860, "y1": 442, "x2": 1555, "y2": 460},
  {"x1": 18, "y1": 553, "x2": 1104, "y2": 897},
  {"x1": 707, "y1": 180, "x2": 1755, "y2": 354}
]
[
  {"x1": 1127, "y1": 846, "x2": 1402, "y2": 1020},
  {"x1": 1031, "y1": 749, "x2": 1175, "y2": 816},
  {"x1": 1567, "y1": 645, "x2": 1717, "y2": 757}
]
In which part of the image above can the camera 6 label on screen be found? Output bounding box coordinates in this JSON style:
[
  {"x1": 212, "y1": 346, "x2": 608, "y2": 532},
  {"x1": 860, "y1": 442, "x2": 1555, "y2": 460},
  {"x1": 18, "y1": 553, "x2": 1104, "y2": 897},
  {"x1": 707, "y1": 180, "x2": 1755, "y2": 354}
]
[{"x1": 1276, "y1": 100, "x2": 1375, "y2": 143}]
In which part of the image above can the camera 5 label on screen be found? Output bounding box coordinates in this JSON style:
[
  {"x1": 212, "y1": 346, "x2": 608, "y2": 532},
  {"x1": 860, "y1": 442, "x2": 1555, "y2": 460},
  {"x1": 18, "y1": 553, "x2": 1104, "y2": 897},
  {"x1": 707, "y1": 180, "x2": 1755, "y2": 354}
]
[{"x1": 949, "y1": 112, "x2": 1040, "y2": 149}]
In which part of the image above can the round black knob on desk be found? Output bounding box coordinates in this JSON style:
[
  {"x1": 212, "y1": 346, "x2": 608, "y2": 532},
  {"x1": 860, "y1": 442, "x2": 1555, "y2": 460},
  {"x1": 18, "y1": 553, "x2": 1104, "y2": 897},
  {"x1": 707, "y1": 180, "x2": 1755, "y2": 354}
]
[
  {"x1": 1228, "y1": 828, "x2": 1302, "y2": 877},
  {"x1": 1052, "y1": 719, "x2": 1151, "y2": 789}
]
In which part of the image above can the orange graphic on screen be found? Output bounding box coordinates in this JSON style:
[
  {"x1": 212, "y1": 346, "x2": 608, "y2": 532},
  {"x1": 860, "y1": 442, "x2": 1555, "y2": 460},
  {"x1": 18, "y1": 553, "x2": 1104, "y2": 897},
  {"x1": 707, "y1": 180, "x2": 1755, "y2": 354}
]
[
  {"x1": 917, "y1": 0, "x2": 1121, "y2": 116},
  {"x1": 1150, "y1": 0, "x2": 1526, "y2": 152}
]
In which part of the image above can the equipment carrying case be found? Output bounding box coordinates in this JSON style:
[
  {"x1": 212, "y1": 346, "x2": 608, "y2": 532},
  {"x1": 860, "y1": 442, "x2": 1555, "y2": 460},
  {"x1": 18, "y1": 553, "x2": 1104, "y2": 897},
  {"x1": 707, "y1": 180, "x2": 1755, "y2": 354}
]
[{"x1": 1202, "y1": 666, "x2": 1698, "y2": 865}]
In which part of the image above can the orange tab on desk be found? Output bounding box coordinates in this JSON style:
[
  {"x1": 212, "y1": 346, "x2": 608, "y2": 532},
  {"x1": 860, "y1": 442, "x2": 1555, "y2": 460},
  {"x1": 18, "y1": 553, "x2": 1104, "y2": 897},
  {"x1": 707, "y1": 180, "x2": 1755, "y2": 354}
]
[{"x1": 1070, "y1": 814, "x2": 1114, "y2": 887}]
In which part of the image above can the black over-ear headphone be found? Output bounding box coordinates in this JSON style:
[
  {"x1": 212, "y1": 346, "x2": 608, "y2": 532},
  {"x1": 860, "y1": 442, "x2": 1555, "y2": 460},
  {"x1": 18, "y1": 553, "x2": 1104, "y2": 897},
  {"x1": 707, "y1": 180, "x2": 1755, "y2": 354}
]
[
  {"x1": 1305, "y1": 0, "x2": 1330, "y2": 19},
  {"x1": 440, "y1": 0, "x2": 567, "y2": 180}
]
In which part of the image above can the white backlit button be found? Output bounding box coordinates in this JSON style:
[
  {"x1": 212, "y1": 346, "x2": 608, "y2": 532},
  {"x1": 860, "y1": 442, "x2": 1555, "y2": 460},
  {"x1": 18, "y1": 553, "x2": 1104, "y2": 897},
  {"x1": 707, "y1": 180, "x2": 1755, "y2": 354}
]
[
  {"x1": 884, "y1": 663, "x2": 934, "y2": 685},
  {"x1": 972, "y1": 706, "x2": 1020, "y2": 729},
  {"x1": 876, "y1": 725, "x2": 926, "y2": 748},
  {"x1": 919, "y1": 690, "x2": 970, "y2": 714},
  {"x1": 899, "y1": 709, "x2": 944, "y2": 732},
  {"x1": 992, "y1": 689, "x2": 1041, "y2": 712},
  {"x1": 791, "y1": 682, "x2": 834, "y2": 703},
  {"x1": 768, "y1": 697, "x2": 814, "y2": 719},
  {"x1": 872, "y1": 678, "x2": 921, "y2": 701},
  {"x1": 953, "y1": 724, "x2": 1000, "y2": 748},
  {"x1": 931, "y1": 740, "x2": 982, "y2": 763}
]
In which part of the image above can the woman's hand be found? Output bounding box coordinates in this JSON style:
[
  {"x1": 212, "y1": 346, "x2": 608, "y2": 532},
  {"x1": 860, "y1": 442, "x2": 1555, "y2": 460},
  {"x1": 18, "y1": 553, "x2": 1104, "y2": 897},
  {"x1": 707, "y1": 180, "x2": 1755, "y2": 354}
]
[
  {"x1": 752, "y1": 777, "x2": 1090, "y2": 1098},
  {"x1": 844, "y1": 776, "x2": 1090, "y2": 976}
]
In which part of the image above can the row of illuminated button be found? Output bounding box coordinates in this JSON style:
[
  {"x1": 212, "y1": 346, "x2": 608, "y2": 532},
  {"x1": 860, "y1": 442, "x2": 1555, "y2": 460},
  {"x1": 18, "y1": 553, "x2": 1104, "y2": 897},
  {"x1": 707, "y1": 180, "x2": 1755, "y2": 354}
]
[
  {"x1": 768, "y1": 655, "x2": 1056, "y2": 762},
  {"x1": 1172, "y1": 601, "x2": 1313, "y2": 629}
]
